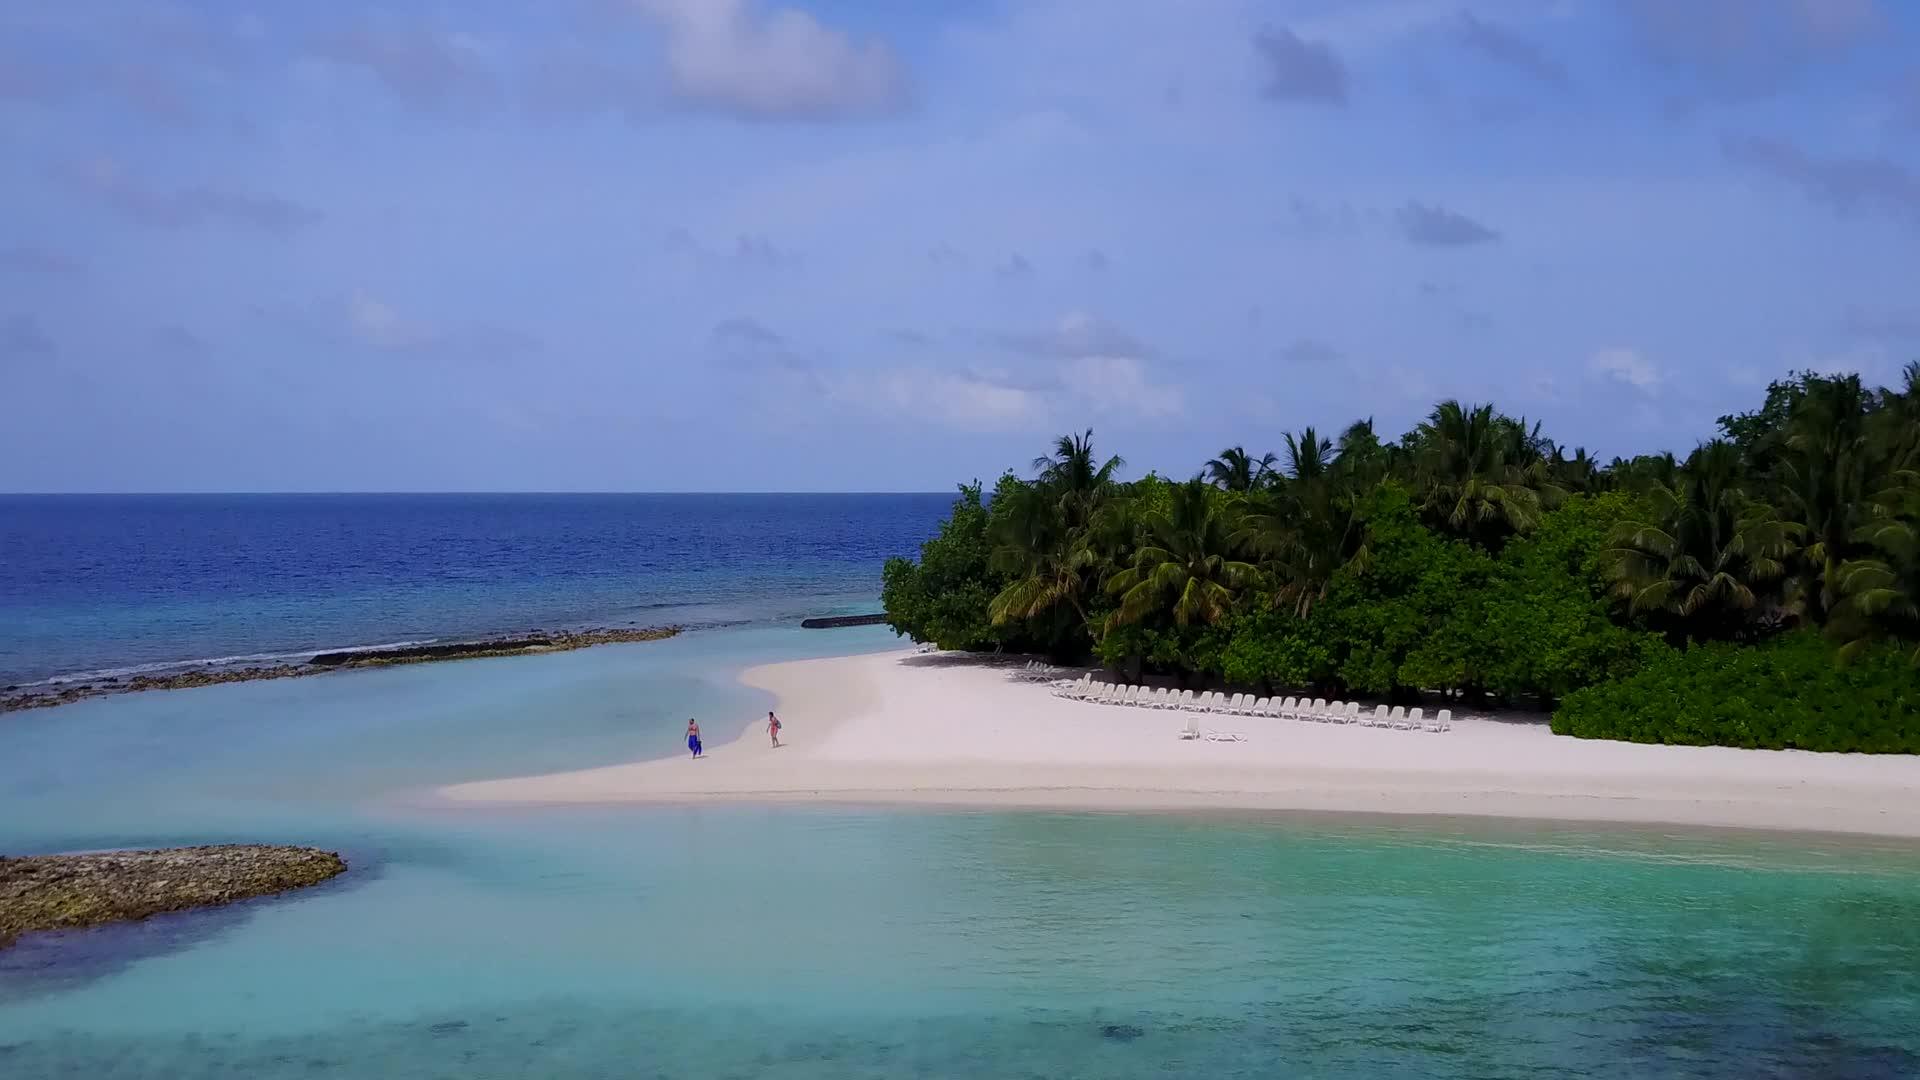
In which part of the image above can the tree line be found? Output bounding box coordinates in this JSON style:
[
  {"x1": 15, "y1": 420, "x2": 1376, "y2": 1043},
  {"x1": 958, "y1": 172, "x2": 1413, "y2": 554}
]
[{"x1": 881, "y1": 366, "x2": 1920, "y2": 752}]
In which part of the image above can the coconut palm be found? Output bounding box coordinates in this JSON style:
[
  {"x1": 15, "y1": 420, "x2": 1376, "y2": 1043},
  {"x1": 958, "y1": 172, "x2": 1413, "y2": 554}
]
[
  {"x1": 1610, "y1": 451, "x2": 1679, "y2": 494},
  {"x1": 1031, "y1": 429, "x2": 1123, "y2": 528},
  {"x1": 1831, "y1": 506, "x2": 1920, "y2": 664},
  {"x1": 1107, "y1": 479, "x2": 1257, "y2": 627},
  {"x1": 1777, "y1": 374, "x2": 1880, "y2": 620},
  {"x1": 1204, "y1": 445, "x2": 1278, "y2": 492},
  {"x1": 1553, "y1": 445, "x2": 1602, "y2": 494},
  {"x1": 1606, "y1": 441, "x2": 1800, "y2": 641},
  {"x1": 986, "y1": 480, "x2": 1095, "y2": 628},
  {"x1": 1237, "y1": 434, "x2": 1373, "y2": 618},
  {"x1": 1408, "y1": 400, "x2": 1563, "y2": 543},
  {"x1": 1281, "y1": 427, "x2": 1335, "y2": 483}
]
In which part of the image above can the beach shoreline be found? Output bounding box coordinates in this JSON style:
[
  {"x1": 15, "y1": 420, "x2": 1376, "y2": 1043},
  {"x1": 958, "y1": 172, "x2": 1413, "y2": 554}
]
[{"x1": 439, "y1": 648, "x2": 1920, "y2": 839}]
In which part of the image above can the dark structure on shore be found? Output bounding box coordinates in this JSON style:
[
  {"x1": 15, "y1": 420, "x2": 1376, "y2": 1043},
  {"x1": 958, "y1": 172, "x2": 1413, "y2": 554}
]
[{"x1": 800, "y1": 613, "x2": 889, "y2": 629}]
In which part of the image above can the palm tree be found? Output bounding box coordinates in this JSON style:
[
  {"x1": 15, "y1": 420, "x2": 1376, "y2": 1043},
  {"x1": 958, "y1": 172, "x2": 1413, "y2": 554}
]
[
  {"x1": 1777, "y1": 374, "x2": 1879, "y2": 621},
  {"x1": 1036, "y1": 428, "x2": 1121, "y2": 507},
  {"x1": 1553, "y1": 446, "x2": 1602, "y2": 494},
  {"x1": 1238, "y1": 429, "x2": 1374, "y2": 618},
  {"x1": 1281, "y1": 427, "x2": 1334, "y2": 483},
  {"x1": 1831, "y1": 509, "x2": 1920, "y2": 664},
  {"x1": 1107, "y1": 479, "x2": 1257, "y2": 627},
  {"x1": 1409, "y1": 400, "x2": 1563, "y2": 543},
  {"x1": 985, "y1": 431, "x2": 1125, "y2": 645},
  {"x1": 1872, "y1": 362, "x2": 1920, "y2": 468},
  {"x1": 1610, "y1": 451, "x2": 1679, "y2": 494},
  {"x1": 1204, "y1": 445, "x2": 1278, "y2": 492},
  {"x1": 986, "y1": 481, "x2": 1095, "y2": 629},
  {"x1": 1333, "y1": 418, "x2": 1392, "y2": 490},
  {"x1": 1606, "y1": 441, "x2": 1800, "y2": 641}
]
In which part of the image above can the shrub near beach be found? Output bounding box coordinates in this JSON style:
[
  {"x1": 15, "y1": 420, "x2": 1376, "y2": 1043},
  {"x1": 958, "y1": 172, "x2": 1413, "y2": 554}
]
[
  {"x1": 1552, "y1": 632, "x2": 1920, "y2": 753},
  {"x1": 883, "y1": 368, "x2": 1920, "y2": 751}
]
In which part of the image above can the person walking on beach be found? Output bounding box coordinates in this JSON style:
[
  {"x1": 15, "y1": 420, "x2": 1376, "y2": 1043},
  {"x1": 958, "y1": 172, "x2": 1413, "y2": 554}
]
[
  {"x1": 767, "y1": 710, "x2": 782, "y2": 748},
  {"x1": 686, "y1": 718, "x2": 703, "y2": 759}
]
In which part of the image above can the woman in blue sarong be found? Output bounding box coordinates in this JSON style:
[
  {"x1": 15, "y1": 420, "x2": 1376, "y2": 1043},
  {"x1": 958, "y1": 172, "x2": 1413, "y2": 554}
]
[{"x1": 686, "y1": 718, "x2": 703, "y2": 758}]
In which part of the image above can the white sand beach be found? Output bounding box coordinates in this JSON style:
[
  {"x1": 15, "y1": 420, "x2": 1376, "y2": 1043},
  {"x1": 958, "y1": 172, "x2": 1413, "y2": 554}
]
[{"x1": 441, "y1": 649, "x2": 1920, "y2": 837}]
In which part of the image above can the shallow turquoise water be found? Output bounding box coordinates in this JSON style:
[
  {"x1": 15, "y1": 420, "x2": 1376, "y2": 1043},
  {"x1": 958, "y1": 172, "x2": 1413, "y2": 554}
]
[{"x1": 4, "y1": 628, "x2": 1920, "y2": 1077}]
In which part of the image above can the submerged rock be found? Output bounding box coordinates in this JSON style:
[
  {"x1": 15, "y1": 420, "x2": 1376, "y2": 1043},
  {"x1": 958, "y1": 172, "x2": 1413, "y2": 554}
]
[
  {"x1": 0, "y1": 845, "x2": 346, "y2": 949},
  {"x1": 1100, "y1": 1024, "x2": 1145, "y2": 1042}
]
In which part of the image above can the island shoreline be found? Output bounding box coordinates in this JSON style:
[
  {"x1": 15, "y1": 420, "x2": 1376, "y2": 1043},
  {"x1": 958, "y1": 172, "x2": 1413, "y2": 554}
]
[{"x1": 435, "y1": 648, "x2": 1920, "y2": 840}]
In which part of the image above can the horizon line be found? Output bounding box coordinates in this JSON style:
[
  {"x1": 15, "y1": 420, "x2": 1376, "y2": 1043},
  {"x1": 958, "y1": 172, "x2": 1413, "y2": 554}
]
[{"x1": 0, "y1": 490, "x2": 961, "y2": 497}]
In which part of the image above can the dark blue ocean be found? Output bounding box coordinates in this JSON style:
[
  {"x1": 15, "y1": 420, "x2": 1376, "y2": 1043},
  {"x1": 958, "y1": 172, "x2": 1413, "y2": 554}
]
[{"x1": 0, "y1": 493, "x2": 951, "y2": 685}]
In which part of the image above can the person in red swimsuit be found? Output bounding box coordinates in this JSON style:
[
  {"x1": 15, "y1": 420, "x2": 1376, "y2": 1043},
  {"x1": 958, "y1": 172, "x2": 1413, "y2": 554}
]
[{"x1": 767, "y1": 710, "x2": 782, "y2": 748}]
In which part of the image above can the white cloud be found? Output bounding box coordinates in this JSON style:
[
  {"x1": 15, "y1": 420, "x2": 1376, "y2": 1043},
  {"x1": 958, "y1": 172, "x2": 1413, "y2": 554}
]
[
  {"x1": 1589, "y1": 346, "x2": 1661, "y2": 390},
  {"x1": 634, "y1": 0, "x2": 907, "y2": 119},
  {"x1": 1061, "y1": 354, "x2": 1185, "y2": 420},
  {"x1": 835, "y1": 368, "x2": 1043, "y2": 430},
  {"x1": 347, "y1": 290, "x2": 435, "y2": 349}
]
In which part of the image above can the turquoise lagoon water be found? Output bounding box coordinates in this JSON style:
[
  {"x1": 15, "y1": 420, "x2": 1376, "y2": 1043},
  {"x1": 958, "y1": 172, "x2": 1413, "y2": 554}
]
[{"x1": 5, "y1": 626, "x2": 1920, "y2": 1078}]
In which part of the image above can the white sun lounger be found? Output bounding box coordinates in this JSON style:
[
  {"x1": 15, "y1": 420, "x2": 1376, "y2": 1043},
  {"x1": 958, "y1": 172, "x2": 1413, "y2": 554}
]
[
  {"x1": 1179, "y1": 713, "x2": 1201, "y2": 739},
  {"x1": 1430, "y1": 708, "x2": 1451, "y2": 732},
  {"x1": 1406, "y1": 707, "x2": 1425, "y2": 731}
]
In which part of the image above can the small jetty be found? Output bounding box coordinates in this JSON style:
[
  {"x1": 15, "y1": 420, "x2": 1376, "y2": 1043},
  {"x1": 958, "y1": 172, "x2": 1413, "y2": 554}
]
[{"x1": 800, "y1": 613, "x2": 890, "y2": 629}]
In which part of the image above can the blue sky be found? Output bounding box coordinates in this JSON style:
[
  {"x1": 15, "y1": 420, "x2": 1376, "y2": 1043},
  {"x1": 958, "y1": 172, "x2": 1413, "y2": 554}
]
[{"x1": 2, "y1": 0, "x2": 1917, "y2": 492}]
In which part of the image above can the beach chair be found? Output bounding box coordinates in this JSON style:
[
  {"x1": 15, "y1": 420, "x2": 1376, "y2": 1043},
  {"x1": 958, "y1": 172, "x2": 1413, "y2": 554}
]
[
  {"x1": 1092, "y1": 683, "x2": 1114, "y2": 704},
  {"x1": 1368, "y1": 704, "x2": 1388, "y2": 727},
  {"x1": 1307, "y1": 698, "x2": 1327, "y2": 721},
  {"x1": 1207, "y1": 692, "x2": 1229, "y2": 713},
  {"x1": 1275, "y1": 696, "x2": 1295, "y2": 719},
  {"x1": 1226, "y1": 693, "x2": 1246, "y2": 714},
  {"x1": 1251, "y1": 696, "x2": 1270, "y2": 717},
  {"x1": 1326, "y1": 700, "x2": 1345, "y2": 722},
  {"x1": 1176, "y1": 689, "x2": 1195, "y2": 710},
  {"x1": 1153, "y1": 688, "x2": 1174, "y2": 709},
  {"x1": 1406, "y1": 707, "x2": 1425, "y2": 731},
  {"x1": 1178, "y1": 713, "x2": 1201, "y2": 740},
  {"x1": 1435, "y1": 708, "x2": 1452, "y2": 732},
  {"x1": 1345, "y1": 702, "x2": 1363, "y2": 724},
  {"x1": 1387, "y1": 705, "x2": 1407, "y2": 729},
  {"x1": 1267, "y1": 698, "x2": 1285, "y2": 718},
  {"x1": 1205, "y1": 728, "x2": 1246, "y2": 742}
]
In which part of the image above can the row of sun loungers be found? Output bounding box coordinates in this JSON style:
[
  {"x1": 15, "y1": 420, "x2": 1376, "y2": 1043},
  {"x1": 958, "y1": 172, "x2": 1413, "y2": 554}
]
[
  {"x1": 1051, "y1": 676, "x2": 1451, "y2": 732},
  {"x1": 1015, "y1": 659, "x2": 1068, "y2": 681}
]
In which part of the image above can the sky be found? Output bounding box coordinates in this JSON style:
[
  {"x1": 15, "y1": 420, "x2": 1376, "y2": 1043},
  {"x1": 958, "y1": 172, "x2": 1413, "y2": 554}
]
[{"x1": 2, "y1": 0, "x2": 1918, "y2": 493}]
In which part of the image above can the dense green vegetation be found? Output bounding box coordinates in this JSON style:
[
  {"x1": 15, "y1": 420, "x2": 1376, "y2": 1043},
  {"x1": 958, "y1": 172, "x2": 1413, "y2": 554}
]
[{"x1": 881, "y1": 367, "x2": 1920, "y2": 751}]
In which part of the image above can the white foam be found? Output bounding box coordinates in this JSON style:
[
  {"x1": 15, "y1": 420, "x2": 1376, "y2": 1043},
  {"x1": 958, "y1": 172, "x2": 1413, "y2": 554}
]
[{"x1": 22, "y1": 639, "x2": 442, "y2": 687}]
